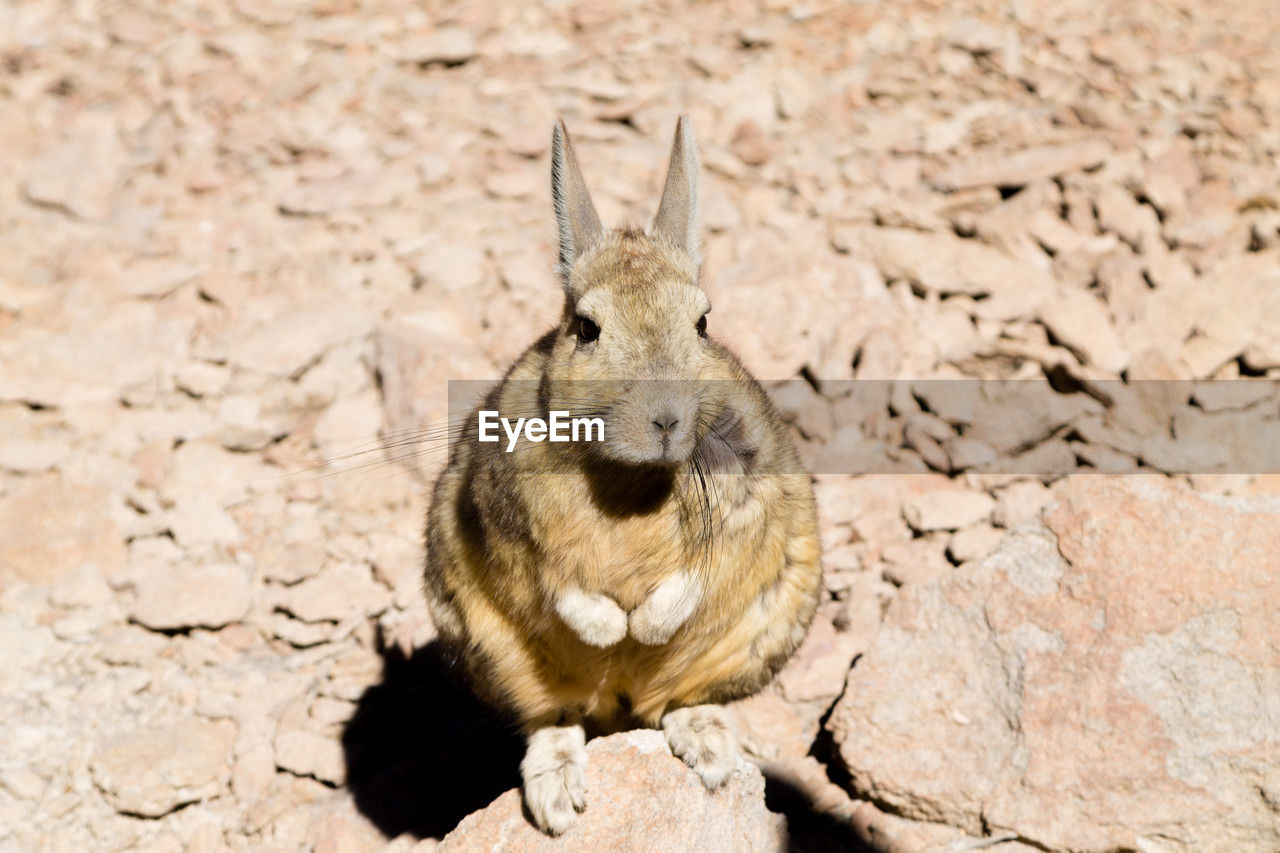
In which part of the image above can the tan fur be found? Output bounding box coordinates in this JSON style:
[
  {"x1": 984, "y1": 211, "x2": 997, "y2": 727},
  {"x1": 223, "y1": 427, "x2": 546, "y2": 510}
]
[{"x1": 423, "y1": 118, "x2": 821, "y2": 833}]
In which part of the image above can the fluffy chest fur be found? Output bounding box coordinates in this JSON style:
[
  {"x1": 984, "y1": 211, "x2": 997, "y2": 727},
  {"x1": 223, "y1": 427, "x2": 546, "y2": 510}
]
[{"x1": 512, "y1": 461, "x2": 771, "y2": 611}]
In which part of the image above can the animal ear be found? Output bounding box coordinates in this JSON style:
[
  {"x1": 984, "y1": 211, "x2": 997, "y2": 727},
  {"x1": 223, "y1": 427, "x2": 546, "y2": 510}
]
[
  {"x1": 649, "y1": 116, "x2": 701, "y2": 269},
  {"x1": 551, "y1": 119, "x2": 603, "y2": 282}
]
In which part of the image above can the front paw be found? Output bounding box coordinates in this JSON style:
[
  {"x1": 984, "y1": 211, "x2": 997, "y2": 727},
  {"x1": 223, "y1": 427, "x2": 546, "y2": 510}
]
[
  {"x1": 555, "y1": 587, "x2": 627, "y2": 647},
  {"x1": 628, "y1": 572, "x2": 700, "y2": 646},
  {"x1": 662, "y1": 705, "x2": 740, "y2": 789},
  {"x1": 522, "y1": 725, "x2": 587, "y2": 835}
]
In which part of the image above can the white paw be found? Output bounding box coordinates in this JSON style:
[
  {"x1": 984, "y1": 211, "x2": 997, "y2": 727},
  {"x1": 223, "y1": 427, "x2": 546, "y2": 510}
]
[
  {"x1": 662, "y1": 705, "x2": 740, "y2": 790},
  {"x1": 555, "y1": 587, "x2": 627, "y2": 647},
  {"x1": 629, "y1": 572, "x2": 701, "y2": 646},
  {"x1": 521, "y1": 725, "x2": 587, "y2": 835}
]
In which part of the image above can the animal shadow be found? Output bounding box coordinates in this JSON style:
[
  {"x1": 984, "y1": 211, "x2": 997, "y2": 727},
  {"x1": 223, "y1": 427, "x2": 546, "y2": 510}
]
[
  {"x1": 341, "y1": 637, "x2": 524, "y2": 840},
  {"x1": 762, "y1": 772, "x2": 884, "y2": 853}
]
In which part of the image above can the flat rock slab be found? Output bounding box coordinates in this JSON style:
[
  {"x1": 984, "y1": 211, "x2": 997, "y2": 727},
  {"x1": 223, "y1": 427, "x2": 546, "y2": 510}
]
[
  {"x1": 830, "y1": 476, "x2": 1280, "y2": 852},
  {"x1": 438, "y1": 730, "x2": 787, "y2": 852},
  {"x1": 0, "y1": 473, "x2": 126, "y2": 584},
  {"x1": 932, "y1": 140, "x2": 1112, "y2": 191},
  {"x1": 852, "y1": 227, "x2": 1050, "y2": 321},
  {"x1": 90, "y1": 718, "x2": 237, "y2": 818},
  {"x1": 131, "y1": 563, "x2": 252, "y2": 630}
]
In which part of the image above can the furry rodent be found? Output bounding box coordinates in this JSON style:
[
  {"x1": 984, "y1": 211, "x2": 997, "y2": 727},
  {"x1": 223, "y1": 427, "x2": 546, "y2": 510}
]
[{"x1": 423, "y1": 117, "x2": 821, "y2": 835}]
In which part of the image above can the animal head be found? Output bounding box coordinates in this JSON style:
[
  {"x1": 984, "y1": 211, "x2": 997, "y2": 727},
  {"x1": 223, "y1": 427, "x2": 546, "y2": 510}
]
[{"x1": 542, "y1": 118, "x2": 730, "y2": 467}]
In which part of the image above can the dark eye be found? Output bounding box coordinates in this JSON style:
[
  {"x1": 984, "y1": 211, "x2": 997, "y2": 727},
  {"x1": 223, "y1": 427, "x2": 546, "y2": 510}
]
[
  {"x1": 696, "y1": 314, "x2": 708, "y2": 338},
  {"x1": 576, "y1": 315, "x2": 600, "y2": 343}
]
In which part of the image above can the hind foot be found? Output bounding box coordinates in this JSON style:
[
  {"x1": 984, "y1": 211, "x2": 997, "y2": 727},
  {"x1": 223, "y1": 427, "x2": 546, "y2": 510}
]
[
  {"x1": 661, "y1": 704, "x2": 740, "y2": 789},
  {"x1": 521, "y1": 724, "x2": 587, "y2": 835}
]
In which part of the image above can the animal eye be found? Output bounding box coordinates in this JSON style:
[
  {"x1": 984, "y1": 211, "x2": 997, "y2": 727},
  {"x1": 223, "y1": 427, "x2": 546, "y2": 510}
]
[
  {"x1": 576, "y1": 316, "x2": 600, "y2": 343},
  {"x1": 696, "y1": 314, "x2": 708, "y2": 338}
]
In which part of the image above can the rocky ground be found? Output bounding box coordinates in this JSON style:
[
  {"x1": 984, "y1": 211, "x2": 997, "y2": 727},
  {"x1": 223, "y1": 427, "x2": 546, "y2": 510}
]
[{"x1": 2, "y1": 0, "x2": 1279, "y2": 851}]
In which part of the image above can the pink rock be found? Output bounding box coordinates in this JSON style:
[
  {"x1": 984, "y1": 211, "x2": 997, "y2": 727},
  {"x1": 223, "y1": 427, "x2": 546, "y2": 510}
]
[
  {"x1": 1039, "y1": 286, "x2": 1130, "y2": 374},
  {"x1": 932, "y1": 140, "x2": 1111, "y2": 192},
  {"x1": 853, "y1": 227, "x2": 1050, "y2": 321},
  {"x1": 0, "y1": 474, "x2": 126, "y2": 585},
  {"x1": 438, "y1": 731, "x2": 786, "y2": 852},
  {"x1": 91, "y1": 718, "x2": 237, "y2": 818},
  {"x1": 776, "y1": 615, "x2": 865, "y2": 705},
  {"x1": 830, "y1": 476, "x2": 1280, "y2": 851},
  {"x1": 372, "y1": 304, "x2": 495, "y2": 479},
  {"x1": 902, "y1": 488, "x2": 995, "y2": 532},
  {"x1": 131, "y1": 563, "x2": 252, "y2": 631},
  {"x1": 22, "y1": 110, "x2": 125, "y2": 221}
]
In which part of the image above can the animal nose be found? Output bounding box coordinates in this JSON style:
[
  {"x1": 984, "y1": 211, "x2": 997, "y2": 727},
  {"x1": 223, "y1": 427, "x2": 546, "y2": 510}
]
[{"x1": 651, "y1": 413, "x2": 679, "y2": 434}]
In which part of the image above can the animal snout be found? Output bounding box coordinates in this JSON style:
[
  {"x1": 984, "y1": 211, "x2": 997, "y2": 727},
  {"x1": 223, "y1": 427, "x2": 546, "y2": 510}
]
[
  {"x1": 651, "y1": 412, "x2": 680, "y2": 435},
  {"x1": 599, "y1": 382, "x2": 699, "y2": 465}
]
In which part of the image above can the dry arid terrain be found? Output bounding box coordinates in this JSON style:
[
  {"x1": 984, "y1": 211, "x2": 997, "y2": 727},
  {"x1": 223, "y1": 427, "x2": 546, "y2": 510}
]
[{"x1": 2, "y1": 1, "x2": 1280, "y2": 851}]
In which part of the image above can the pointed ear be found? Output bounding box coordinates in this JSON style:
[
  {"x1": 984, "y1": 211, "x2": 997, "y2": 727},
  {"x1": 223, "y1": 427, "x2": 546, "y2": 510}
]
[
  {"x1": 649, "y1": 116, "x2": 701, "y2": 269},
  {"x1": 551, "y1": 119, "x2": 603, "y2": 282}
]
